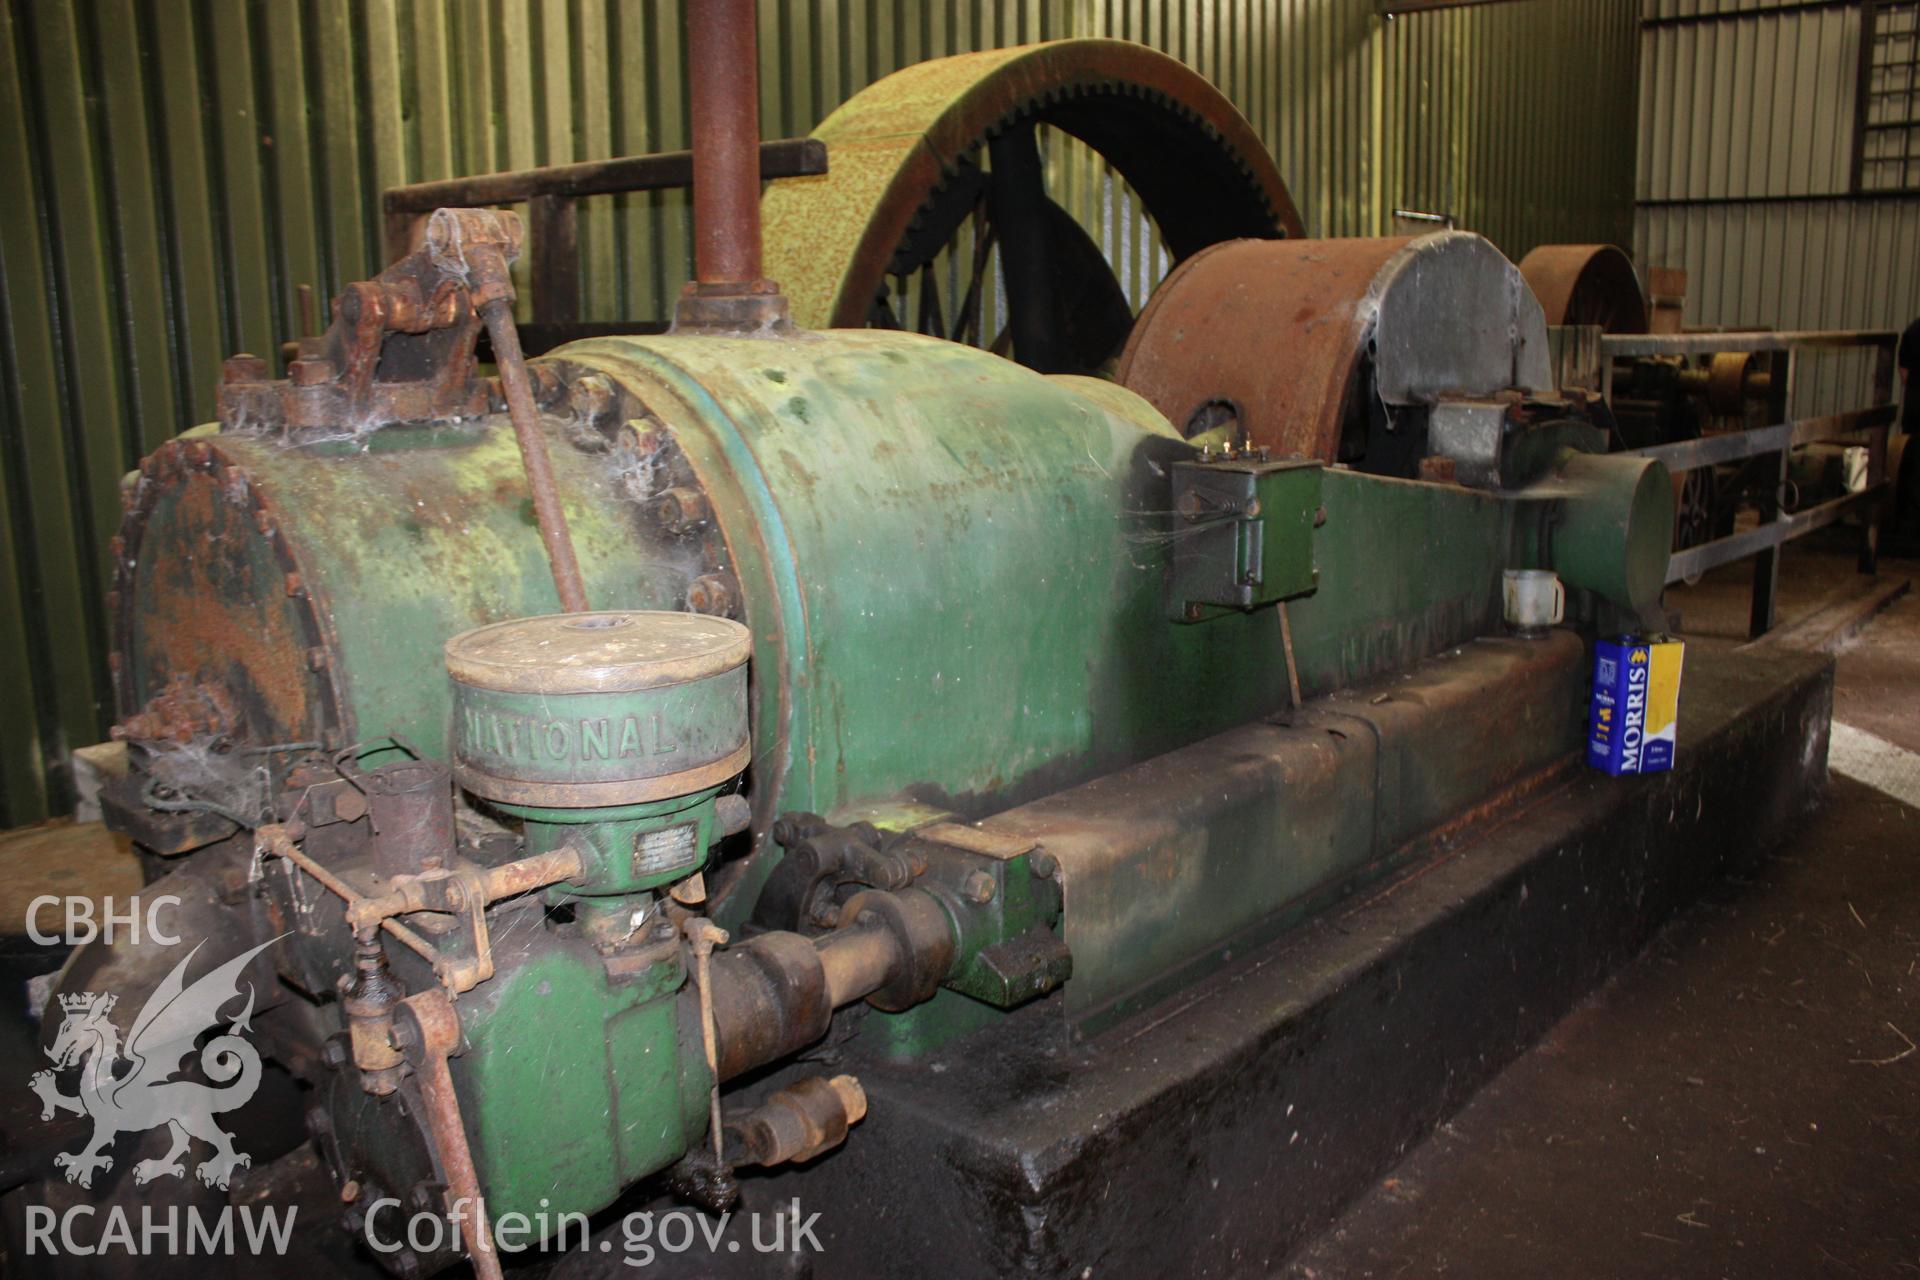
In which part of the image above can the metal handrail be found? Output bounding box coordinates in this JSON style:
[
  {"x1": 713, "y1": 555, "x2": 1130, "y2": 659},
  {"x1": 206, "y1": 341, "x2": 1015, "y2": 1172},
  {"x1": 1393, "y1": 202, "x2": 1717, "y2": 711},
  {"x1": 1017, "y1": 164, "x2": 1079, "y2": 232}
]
[{"x1": 1600, "y1": 327, "x2": 1900, "y2": 637}]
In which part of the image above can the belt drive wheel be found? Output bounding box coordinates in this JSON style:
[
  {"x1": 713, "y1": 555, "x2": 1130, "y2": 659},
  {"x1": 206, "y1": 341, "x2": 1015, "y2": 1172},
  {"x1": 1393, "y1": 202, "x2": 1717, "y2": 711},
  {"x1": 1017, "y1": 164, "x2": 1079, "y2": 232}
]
[
  {"x1": 762, "y1": 38, "x2": 1300, "y2": 377},
  {"x1": 1516, "y1": 244, "x2": 1649, "y2": 333}
]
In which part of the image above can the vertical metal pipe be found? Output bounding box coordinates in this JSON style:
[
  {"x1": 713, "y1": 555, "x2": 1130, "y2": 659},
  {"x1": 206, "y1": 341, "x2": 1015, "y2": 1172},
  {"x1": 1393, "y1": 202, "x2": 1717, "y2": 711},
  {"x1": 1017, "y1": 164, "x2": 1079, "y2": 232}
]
[
  {"x1": 403, "y1": 991, "x2": 504, "y2": 1280},
  {"x1": 686, "y1": 0, "x2": 763, "y2": 286}
]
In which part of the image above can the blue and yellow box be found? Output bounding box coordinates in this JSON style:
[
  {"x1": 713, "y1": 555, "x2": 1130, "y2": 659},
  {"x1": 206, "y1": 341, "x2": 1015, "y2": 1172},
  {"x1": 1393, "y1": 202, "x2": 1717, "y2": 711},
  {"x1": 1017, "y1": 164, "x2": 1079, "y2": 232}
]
[{"x1": 1587, "y1": 635, "x2": 1684, "y2": 775}]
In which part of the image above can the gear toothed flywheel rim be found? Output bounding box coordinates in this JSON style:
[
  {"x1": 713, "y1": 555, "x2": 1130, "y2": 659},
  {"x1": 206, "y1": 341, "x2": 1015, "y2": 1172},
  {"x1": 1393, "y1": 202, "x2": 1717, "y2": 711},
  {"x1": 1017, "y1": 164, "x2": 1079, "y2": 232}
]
[{"x1": 762, "y1": 39, "x2": 1301, "y2": 375}]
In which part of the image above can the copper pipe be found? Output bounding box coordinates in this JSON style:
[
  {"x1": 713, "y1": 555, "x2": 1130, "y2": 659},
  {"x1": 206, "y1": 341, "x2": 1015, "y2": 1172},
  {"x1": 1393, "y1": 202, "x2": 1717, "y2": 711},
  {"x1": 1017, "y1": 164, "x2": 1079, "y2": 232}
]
[
  {"x1": 480, "y1": 299, "x2": 589, "y2": 612},
  {"x1": 403, "y1": 991, "x2": 503, "y2": 1280},
  {"x1": 685, "y1": 0, "x2": 763, "y2": 285}
]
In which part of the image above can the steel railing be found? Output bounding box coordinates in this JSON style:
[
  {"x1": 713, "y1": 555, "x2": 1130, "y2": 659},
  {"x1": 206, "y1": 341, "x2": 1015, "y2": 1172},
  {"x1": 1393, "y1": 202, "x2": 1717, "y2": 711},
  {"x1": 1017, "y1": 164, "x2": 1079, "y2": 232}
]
[{"x1": 1599, "y1": 329, "x2": 1900, "y2": 638}]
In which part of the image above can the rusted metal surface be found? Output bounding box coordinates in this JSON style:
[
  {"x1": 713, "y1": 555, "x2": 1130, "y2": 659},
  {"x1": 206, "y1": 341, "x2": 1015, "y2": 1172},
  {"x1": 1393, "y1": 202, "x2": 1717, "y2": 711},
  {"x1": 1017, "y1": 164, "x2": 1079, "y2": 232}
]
[
  {"x1": 1115, "y1": 236, "x2": 1406, "y2": 458},
  {"x1": 434, "y1": 209, "x2": 594, "y2": 615},
  {"x1": 1516, "y1": 243, "x2": 1648, "y2": 333},
  {"x1": 686, "y1": 0, "x2": 763, "y2": 288},
  {"x1": 761, "y1": 39, "x2": 1301, "y2": 345},
  {"x1": 709, "y1": 931, "x2": 833, "y2": 1081},
  {"x1": 381, "y1": 139, "x2": 827, "y2": 255},
  {"x1": 483, "y1": 297, "x2": 589, "y2": 612},
  {"x1": 216, "y1": 217, "x2": 511, "y2": 438},
  {"x1": 1117, "y1": 232, "x2": 1553, "y2": 462},
  {"x1": 342, "y1": 844, "x2": 582, "y2": 939},
  {"x1": 255, "y1": 823, "x2": 442, "y2": 972},
  {"x1": 397, "y1": 989, "x2": 503, "y2": 1280},
  {"x1": 709, "y1": 889, "x2": 954, "y2": 1078},
  {"x1": 216, "y1": 206, "x2": 592, "y2": 613},
  {"x1": 687, "y1": 916, "x2": 730, "y2": 1161},
  {"x1": 109, "y1": 674, "x2": 239, "y2": 744},
  {"x1": 335, "y1": 749, "x2": 454, "y2": 878},
  {"x1": 383, "y1": 138, "x2": 827, "y2": 333},
  {"x1": 672, "y1": 0, "x2": 793, "y2": 333},
  {"x1": 724, "y1": 1075, "x2": 867, "y2": 1168},
  {"x1": 341, "y1": 936, "x2": 405, "y2": 1095},
  {"x1": 112, "y1": 439, "x2": 347, "y2": 750},
  {"x1": 815, "y1": 917, "x2": 906, "y2": 1008}
]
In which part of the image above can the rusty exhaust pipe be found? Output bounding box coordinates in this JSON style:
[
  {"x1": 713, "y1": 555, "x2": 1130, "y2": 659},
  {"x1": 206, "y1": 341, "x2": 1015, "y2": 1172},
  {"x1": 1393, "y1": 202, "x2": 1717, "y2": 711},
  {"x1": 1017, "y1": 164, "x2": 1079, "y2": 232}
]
[{"x1": 675, "y1": 0, "x2": 789, "y2": 332}]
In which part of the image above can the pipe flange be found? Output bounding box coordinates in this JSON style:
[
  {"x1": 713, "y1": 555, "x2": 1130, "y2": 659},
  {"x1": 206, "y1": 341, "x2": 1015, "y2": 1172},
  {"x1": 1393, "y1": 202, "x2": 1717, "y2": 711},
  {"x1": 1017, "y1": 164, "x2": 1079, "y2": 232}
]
[{"x1": 836, "y1": 889, "x2": 955, "y2": 1012}]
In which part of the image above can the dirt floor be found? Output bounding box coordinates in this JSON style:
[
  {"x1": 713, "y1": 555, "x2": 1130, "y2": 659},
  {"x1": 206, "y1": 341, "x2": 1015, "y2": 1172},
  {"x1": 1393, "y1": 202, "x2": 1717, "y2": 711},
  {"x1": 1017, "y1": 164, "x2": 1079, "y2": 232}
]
[{"x1": 1290, "y1": 539, "x2": 1920, "y2": 1279}]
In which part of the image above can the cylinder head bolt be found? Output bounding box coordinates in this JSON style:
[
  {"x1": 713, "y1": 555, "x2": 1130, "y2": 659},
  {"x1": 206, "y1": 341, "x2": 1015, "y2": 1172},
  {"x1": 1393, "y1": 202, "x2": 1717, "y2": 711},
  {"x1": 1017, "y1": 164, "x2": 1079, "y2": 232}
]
[{"x1": 445, "y1": 611, "x2": 751, "y2": 895}]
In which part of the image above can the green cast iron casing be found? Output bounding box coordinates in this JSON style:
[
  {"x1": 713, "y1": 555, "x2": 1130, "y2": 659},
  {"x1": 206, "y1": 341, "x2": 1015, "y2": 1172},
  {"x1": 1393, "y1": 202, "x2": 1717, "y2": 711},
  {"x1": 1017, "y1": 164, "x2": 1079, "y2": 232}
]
[
  {"x1": 449, "y1": 930, "x2": 711, "y2": 1229},
  {"x1": 1545, "y1": 449, "x2": 1675, "y2": 615}
]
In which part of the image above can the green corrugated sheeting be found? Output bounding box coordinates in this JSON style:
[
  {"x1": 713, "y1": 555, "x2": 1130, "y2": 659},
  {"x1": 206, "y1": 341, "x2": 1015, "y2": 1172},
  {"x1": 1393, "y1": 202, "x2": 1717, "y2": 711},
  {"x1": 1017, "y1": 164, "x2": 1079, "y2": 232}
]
[{"x1": 0, "y1": 0, "x2": 1638, "y2": 825}]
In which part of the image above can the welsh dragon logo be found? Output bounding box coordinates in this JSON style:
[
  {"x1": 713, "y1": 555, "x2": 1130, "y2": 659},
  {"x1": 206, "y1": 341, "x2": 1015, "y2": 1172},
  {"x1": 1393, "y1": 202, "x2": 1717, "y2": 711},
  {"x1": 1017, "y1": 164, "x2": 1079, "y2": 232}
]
[{"x1": 29, "y1": 937, "x2": 278, "y2": 1190}]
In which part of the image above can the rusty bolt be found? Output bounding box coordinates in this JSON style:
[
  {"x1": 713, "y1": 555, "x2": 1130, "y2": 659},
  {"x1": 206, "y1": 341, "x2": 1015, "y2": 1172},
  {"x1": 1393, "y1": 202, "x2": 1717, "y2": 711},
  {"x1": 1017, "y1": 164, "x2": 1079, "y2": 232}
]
[
  {"x1": 649, "y1": 487, "x2": 710, "y2": 533},
  {"x1": 1029, "y1": 850, "x2": 1058, "y2": 879},
  {"x1": 529, "y1": 364, "x2": 568, "y2": 407},
  {"x1": 334, "y1": 790, "x2": 369, "y2": 824},
  {"x1": 340, "y1": 1179, "x2": 361, "y2": 1203},
  {"x1": 284, "y1": 572, "x2": 306, "y2": 598},
  {"x1": 687, "y1": 573, "x2": 740, "y2": 617},
  {"x1": 962, "y1": 871, "x2": 996, "y2": 905},
  {"x1": 320, "y1": 1037, "x2": 348, "y2": 1069},
  {"x1": 223, "y1": 353, "x2": 271, "y2": 383},
  {"x1": 627, "y1": 415, "x2": 669, "y2": 457},
  {"x1": 289, "y1": 359, "x2": 335, "y2": 387},
  {"x1": 567, "y1": 374, "x2": 616, "y2": 424}
]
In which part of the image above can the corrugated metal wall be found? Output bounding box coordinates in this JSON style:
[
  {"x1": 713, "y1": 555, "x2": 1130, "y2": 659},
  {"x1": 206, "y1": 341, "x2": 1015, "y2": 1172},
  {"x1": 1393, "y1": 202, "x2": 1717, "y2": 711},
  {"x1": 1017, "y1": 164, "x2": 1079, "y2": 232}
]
[
  {"x1": 0, "y1": 0, "x2": 1638, "y2": 825},
  {"x1": 1636, "y1": 0, "x2": 1920, "y2": 414}
]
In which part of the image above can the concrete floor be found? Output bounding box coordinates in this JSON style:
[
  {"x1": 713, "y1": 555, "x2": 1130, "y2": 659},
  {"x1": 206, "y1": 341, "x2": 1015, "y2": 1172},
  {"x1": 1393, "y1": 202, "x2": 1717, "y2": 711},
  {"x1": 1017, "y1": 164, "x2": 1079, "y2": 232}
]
[{"x1": 1291, "y1": 540, "x2": 1920, "y2": 1279}]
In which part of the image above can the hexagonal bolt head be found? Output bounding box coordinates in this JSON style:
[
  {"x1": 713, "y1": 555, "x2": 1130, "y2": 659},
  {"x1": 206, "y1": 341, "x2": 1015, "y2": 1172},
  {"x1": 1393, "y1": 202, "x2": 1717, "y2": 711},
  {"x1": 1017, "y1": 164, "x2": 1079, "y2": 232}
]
[
  {"x1": 687, "y1": 573, "x2": 740, "y2": 616},
  {"x1": 963, "y1": 871, "x2": 996, "y2": 905}
]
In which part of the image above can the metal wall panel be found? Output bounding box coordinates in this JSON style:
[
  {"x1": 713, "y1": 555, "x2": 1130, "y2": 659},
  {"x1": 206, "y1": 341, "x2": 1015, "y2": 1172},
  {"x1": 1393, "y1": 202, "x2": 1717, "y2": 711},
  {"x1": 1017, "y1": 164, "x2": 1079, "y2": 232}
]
[
  {"x1": 1634, "y1": 0, "x2": 1920, "y2": 415},
  {"x1": 0, "y1": 0, "x2": 1638, "y2": 823}
]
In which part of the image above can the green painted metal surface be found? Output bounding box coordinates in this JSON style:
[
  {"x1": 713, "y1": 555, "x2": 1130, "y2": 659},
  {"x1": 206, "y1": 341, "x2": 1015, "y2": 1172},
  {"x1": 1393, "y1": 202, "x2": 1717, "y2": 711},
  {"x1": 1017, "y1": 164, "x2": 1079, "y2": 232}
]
[
  {"x1": 977, "y1": 627, "x2": 1590, "y2": 1026},
  {"x1": 565, "y1": 331, "x2": 1290, "y2": 831},
  {"x1": 121, "y1": 332, "x2": 1657, "y2": 920},
  {"x1": 119, "y1": 421, "x2": 681, "y2": 755},
  {"x1": 0, "y1": 0, "x2": 1640, "y2": 822},
  {"x1": 449, "y1": 936, "x2": 708, "y2": 1228}
]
